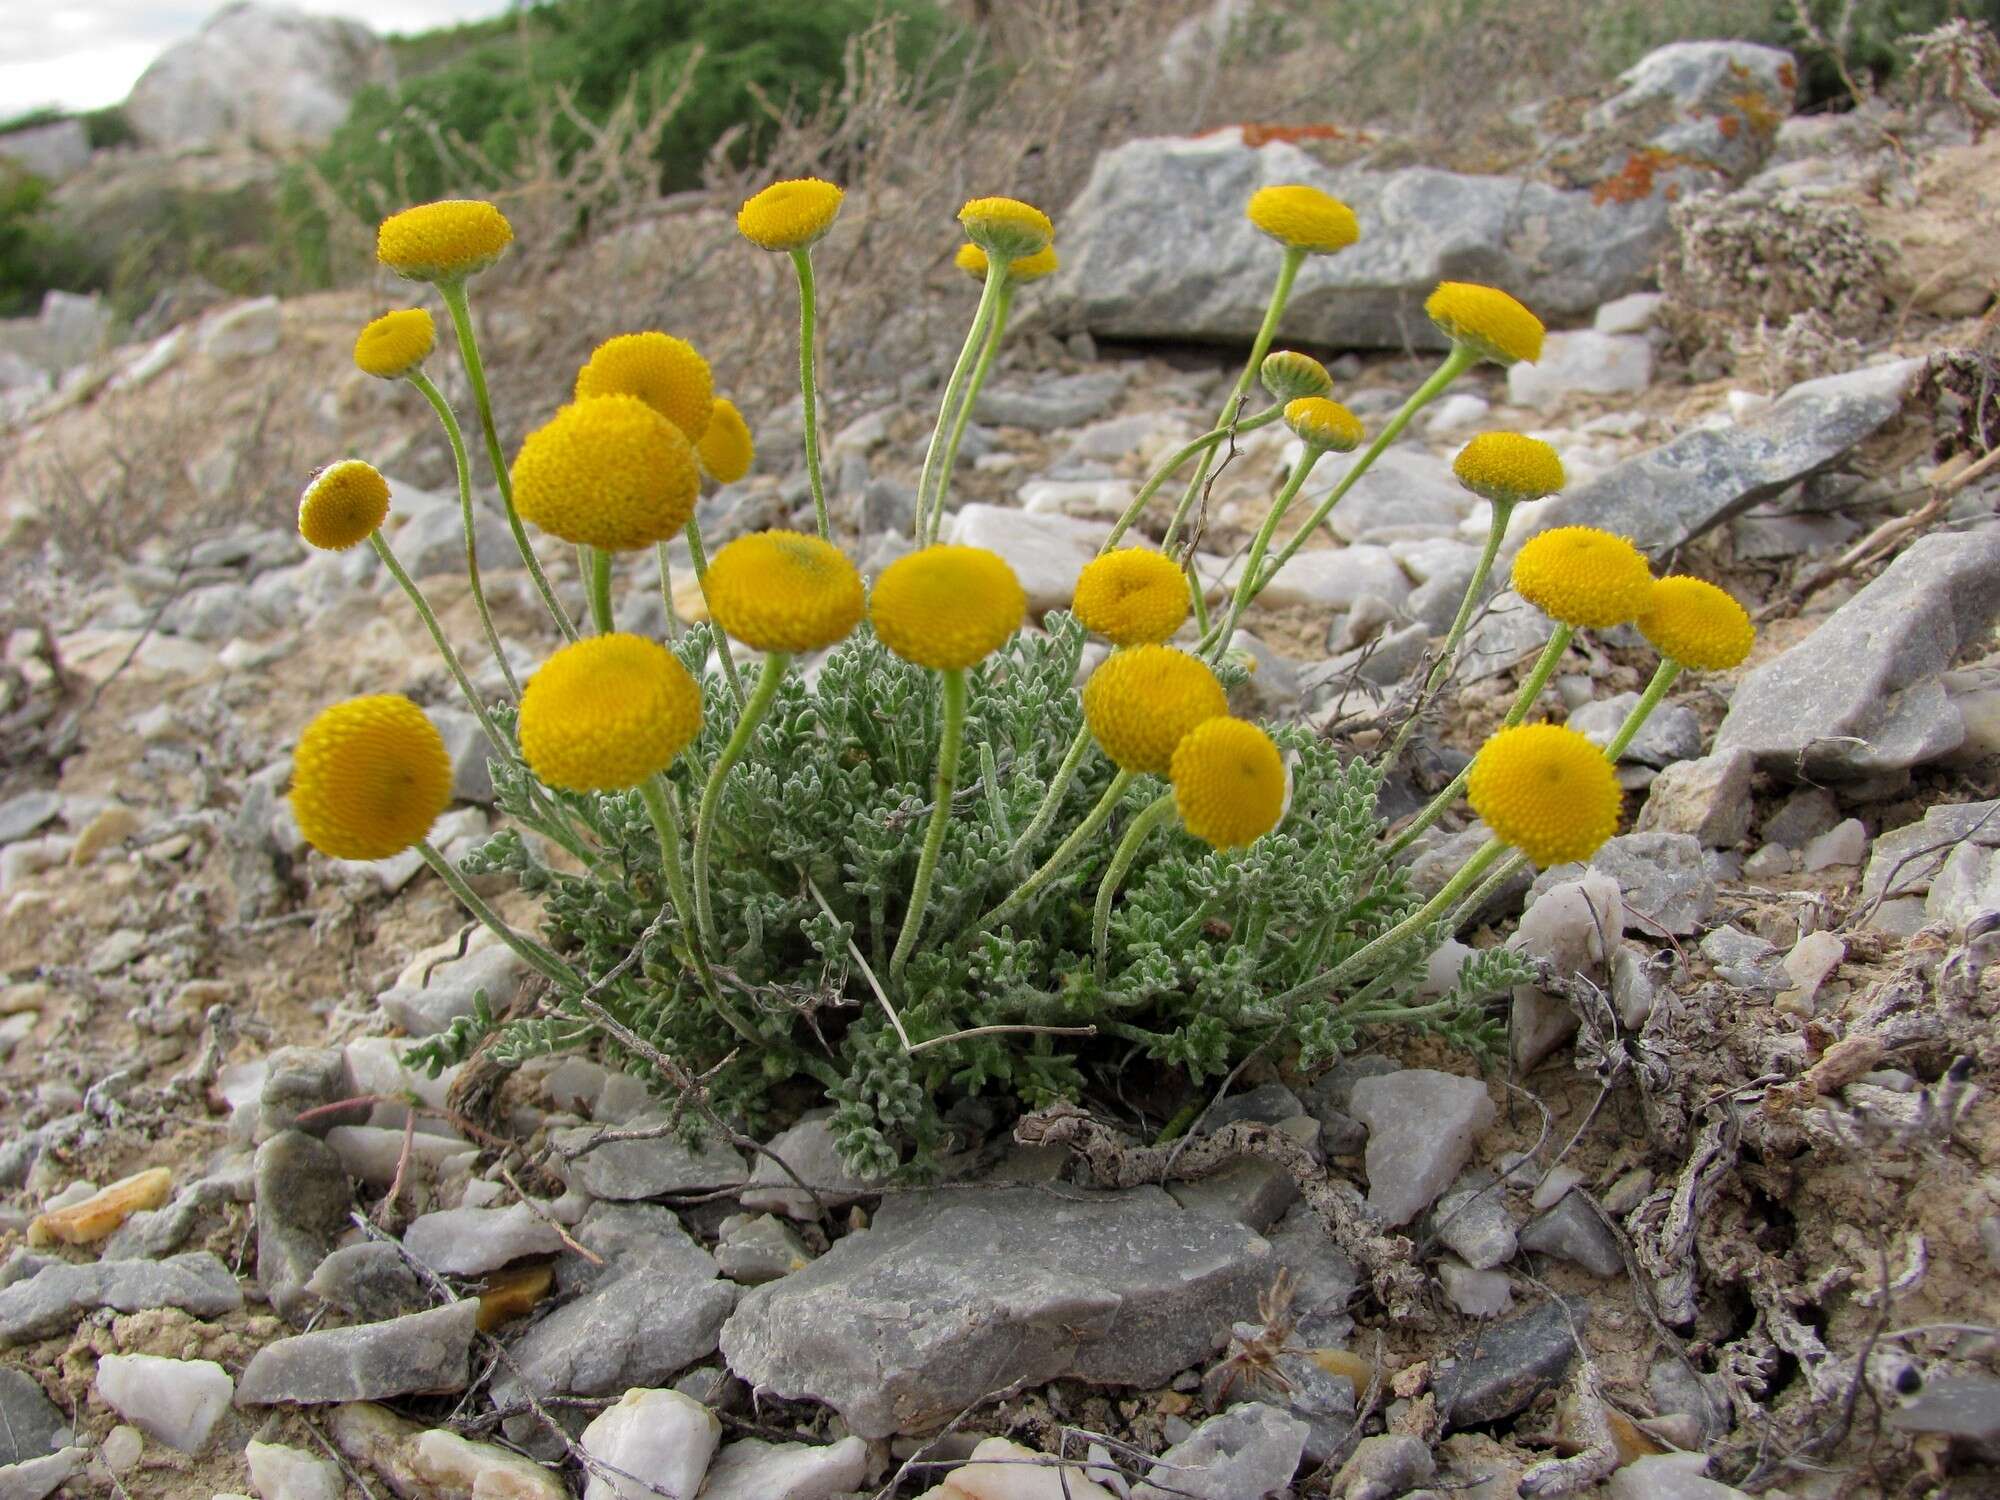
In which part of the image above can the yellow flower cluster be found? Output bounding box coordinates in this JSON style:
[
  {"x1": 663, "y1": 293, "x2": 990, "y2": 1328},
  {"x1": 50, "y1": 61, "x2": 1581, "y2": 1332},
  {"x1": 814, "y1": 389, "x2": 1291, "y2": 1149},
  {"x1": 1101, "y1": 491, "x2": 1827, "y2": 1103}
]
[
  {"x1": 1511, "y1": 526, "x2": 1653, "y2": 630},
  {"x1": 697, "y1": 398, "x2": 755, "y2": 485},
  {"x1": 705, "y1": 532, "x2": 865, "y2": 654},
  {"x1": 298, "y1": 460, "x2": 390, "y2": 551},
  {"x1": 1071, "y1": 549, "x2": 1189, "y2": 647},
  {"x1": 376, "y1": 199, "x2": 514, "y2": 283},
  {"x1": 737, "y1": 178, "x2": 846, "y2": 252},
  {"x1": 290, "y1": 695, "x2": 452, "y2": 860},
  {"x1": 1083, "y1": 645, "x2": 1227, "y2": 775},
  {"x1": 575, "y1": 332, "x2": 713, "y2": 443},
  {"x1": 353, "y1": 309, "x2": 435, "y2": 381},
  {"x1": 870, "y1": 545, "x2": 1027, "y2": 671},
  {"x1": 1425, "y1": 282, "x2": 1545, "y2": 366},
  {"x1": 1452, "y1": 432, "x2": 1565, "y2": 506},
  {"x1": 1246, "y1": 185, "x2": 1359, "y2": 255},
  {"x1": 1467, "y1": 722, "x2": 1621, "y2": 867},
  {"x1": 954, "y1": 242, "x2": 1061, "y2": 283},
  {"x1": 1261, "y1": 351, "x2": 1332, "y2": 403},
  {"x1": 1284, "y1": 396, "x2": 1364, "y2": 452},
  {"x1": 1638, "y1": 576, "x2": 1755, "y2": 671},
  {"x1": 512, "y1": 396, "x2": 700, "y2": 551},
  {"x1": 1171, "y1": 717, "x2": 1286, "y2": 849},
  {"x1": 958, "y1": 197, "x2": 1053, "y2": 261},
  {"x1": 519, "y1": 634, "x2": 702, "y2": 792}
]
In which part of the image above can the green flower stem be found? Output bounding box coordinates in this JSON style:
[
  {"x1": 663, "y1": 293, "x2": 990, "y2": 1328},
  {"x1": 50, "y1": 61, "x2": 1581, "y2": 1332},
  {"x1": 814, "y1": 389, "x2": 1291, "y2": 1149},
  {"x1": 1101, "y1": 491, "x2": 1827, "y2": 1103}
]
[
  {"x1": 1448, "y1": 848, "x2": 1529, "y2": 932},
  {"x1": 407, "y1": 368, "x2": 517, "y2": 698},
  {"x1": 918, "y1": 260, "x2": 1011, "y2": 545},
  {"x1": 683, "y1": 519, "x2": 745, "y2": 707},
  {"x1": 692, "y1": 651, "x2": 788, "y2": 951},
  {"x1": 1281, "y1": 835, "x2": 1505, "y2": 1007},
  {"x1": 788, "y1": 247, "x2": 832, "y2": 542},
  {"x1": 585, "y1": 546, "x2": 614, "y2": 634},
  {"x1": 437, "y1": 279, "x2": 577, "y2": 643},
  {"x1": 417, "y1": 841, "x2": 578, "y2": 991},
  {"x1": 1007, "y1": 722, "x2": 1094, "y2": 866},
  {"x1": 656, "y1": 542, "x2": 681, "y2": 640},
  {"x1": 639, "y1": 775, "x2": 758, "y2": 1046},
  {"x1": 975, "y1": 769, "x2": 1136, "y2": 936},
  {"x1": 1239, "y1": 344, "x2": 1479, "y2": 609},
  {"x1": 1604, "y1": 659, "x2": 1683, "y2": 762},
  {"x1": 1377, "y1": 497, "x2": 1516, "y2": 777},
  {"x1": 936, "y1": 283, "x2": 1014, "y2": 522},
  {"x1": 1093, "y1": 791, "x2": 1178, "y2": 982},
  {"x1": 638, "y1": 776, "x2": 696, "y2": 927},
  {"x1": 1387, "y1": 622, "x2": 1575, "y2": 858},
  {"x1": 368, "y1": 531, "x2": 507, "y2": 761},
  {"x1": 1101, "y1": 407, "x2": 1283, "y2": 551},
  {"x1": 890, "y1": 667, "x2": 968, "y2": 981},
  {"x1": 1212, "y1": 442, "x2": 1324, "y2": 660},
  {"x1": 1162, "y1": 246, "x2": 1304, "y2": 554}
]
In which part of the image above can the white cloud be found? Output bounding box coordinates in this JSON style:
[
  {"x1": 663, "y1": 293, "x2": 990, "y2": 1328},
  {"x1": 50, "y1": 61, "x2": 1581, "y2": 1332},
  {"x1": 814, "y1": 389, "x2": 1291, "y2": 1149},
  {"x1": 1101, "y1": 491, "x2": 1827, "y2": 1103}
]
[{"x1": 0, "y1": 0, "x2": 514, "y2": 117}]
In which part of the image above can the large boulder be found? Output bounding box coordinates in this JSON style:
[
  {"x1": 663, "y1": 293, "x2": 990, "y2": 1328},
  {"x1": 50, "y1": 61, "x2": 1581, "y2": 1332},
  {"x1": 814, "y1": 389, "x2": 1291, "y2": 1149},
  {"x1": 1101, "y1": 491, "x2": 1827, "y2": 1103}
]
[
  {"x1": 0, "y1": 119, "x2": 92, "y2": 183},
  {"x1": 125, "y1": 2, "x2": 393, "y2": 153},
  {"x1": 1041, "y1": 134, "x2": 1669, "y2": 351}
]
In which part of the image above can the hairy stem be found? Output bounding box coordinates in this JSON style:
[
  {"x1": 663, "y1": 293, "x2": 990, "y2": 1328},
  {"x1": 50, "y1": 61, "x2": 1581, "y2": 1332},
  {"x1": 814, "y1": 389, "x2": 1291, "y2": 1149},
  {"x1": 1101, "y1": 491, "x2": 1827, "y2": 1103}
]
[
  {"x1": 976, "y1": 769, "x2": 1136, "y2": 935},
  {"x1": 1212, "y1": 441, "x2": 1323, "y2": 659},
  {"x1": 407, "y1": 368, "x2": 517, "y2": 697},
  {"x1": 438, "y1": 279, "x2": 576, "y2": 642},
  {"x1": 418, "y1": 841, "x2": 577, "y2": 990},
  {"x1": 369, "y1": 531, "x2": 507, "y2": 761},
  {"x1": 1093, "y1": 792, "x2": 1177, "y2": 982},
  {"x1": 1102, "y1": 408, "x2": 1283, "y2": 551},
  {"x1": 586, "y1": 546, "x2": 614, "y2": 635},
  {"x1": 891, "y1": 667, "x2": 967, "y2": 981},
  {"x1": 692, "y1": 652, "x2": 788, "y2": 950},
  {"x1": 683, "y1": 518, "x2": 744, "y2": 707},
  {"x1": 917, "y1": 261, "x2": 1010, "y2": 545},
  {"x1": 789, "y1": 247, "x2": 832, "y2": 541}
]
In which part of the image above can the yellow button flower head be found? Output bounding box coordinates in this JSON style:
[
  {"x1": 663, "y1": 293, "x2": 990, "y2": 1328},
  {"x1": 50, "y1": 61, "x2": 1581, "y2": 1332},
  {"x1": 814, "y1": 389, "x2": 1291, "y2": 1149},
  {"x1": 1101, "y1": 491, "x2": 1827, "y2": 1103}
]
[
  {"x1": 1638, "y1": 576, "x2": 1755, "y2": 671},
  {"x1": 290, "y1": 695, "x2": 452, "y2": 860},
  {"x1": 298, "y1": 459, "x2": 391, "y2": 551},
  {"x1": 1260, "y1": 351, "x2": 1332, "y2": 403},
  {"x1": 1425, "y1": 282, "x2": 1545, "y2": 366},
  {"x1": 353, "y1": 308, "x2": 435, "y2": 381},
  {"x1": 1246, "y1": 184, "x2": 1360, "y2": 255},
  {"x1": 1073, "y1": 548, "x2": 1189, "y2": 648},
  {"x1": 705, "y1": 531, "x2": 864, "y2": 653},
  {"x1": 1083, "y1": 644, "x2": 1229, "y2": 776},
  {"x1": 1284, "y1": 396, "x2": 1365, "y2": 452},
  {"x1": 958, "y1": 196, "x2": 1053, "y2": 262},
  {"x1": 1468, "y1": 722, "x2": 1621, "y2": 868},
  {"x1": 1171, "y1": 716, "x2": 1287, "y2": 850},
  {"x1": 737, "y1": 178, "x2": 845, "y2": 252},
  {"x1": 512, "y1": 396, "x2": 700, "y2": 551},
  {"x1": 954, "y1": 242, "x2": 1060, "y2": 283},
  {"x1": 574, "y1": 332, "x2": 713, "y2": 443},
  {"x1": 1511, "y1": 526, "x2": 1653, "y2": 630},
  {"x1": 870, "y1": 545, "x2": 1027, "y2": 671},
  {"x1": 518, "y1": 634, "x2": 702, "y2": 793},
  {"x1": 376, "y1": 199, "x2": 513, "y2": 283},
  {"x1": 696, "y1": 397, "x2": 755, "y2": 485},
  {"x1": 1453, "y1": 432, "x2": 1565, "y2": 506}
]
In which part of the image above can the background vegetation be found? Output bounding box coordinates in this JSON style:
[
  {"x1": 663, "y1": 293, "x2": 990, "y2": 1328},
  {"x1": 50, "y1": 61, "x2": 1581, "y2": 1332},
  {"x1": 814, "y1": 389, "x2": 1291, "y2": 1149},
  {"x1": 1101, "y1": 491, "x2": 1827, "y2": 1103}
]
[{"x1": 0, "y1": 0, "x2": 1994, "y2": 325}]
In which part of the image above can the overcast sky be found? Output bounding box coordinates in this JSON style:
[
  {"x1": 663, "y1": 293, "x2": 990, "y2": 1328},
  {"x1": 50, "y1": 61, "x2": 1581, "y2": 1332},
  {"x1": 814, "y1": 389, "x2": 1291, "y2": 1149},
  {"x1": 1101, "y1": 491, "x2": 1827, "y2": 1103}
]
[{"x1": 0, "y1": 0, "x2": 513, "y2": 116}]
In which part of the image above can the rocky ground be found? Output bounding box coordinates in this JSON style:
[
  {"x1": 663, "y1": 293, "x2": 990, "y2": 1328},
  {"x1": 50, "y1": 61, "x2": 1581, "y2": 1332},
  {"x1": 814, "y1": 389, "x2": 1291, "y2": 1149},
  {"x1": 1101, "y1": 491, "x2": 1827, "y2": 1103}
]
[{"x1": 0, "y1": 31, "x2": 1998, "y2": 1500}]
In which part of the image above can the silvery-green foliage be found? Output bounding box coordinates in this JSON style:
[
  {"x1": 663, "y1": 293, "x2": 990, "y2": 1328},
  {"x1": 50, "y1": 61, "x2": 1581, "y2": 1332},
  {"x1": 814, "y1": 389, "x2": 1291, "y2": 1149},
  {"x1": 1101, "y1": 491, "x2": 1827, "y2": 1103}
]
[{"x1": 458, "y1": 615, "x2": 1526, "y2": 1172}]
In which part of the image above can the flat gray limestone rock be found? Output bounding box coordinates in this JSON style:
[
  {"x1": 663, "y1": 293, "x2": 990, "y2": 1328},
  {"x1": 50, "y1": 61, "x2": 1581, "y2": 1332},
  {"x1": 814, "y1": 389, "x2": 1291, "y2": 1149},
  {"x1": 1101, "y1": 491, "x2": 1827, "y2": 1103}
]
[
  {"x1": 235, "y1": 1301, "x2": 478, "y2": 1405},
  {"x1": 719, "y1": 1185, "x2": 1272, "y2": 1439},
  {"x1": 553, "y1": 1115, "x2": 747, "y2": 1200},
  {"x1": 1716, "y1": 527, "x2": 2000, "y2": 778},
  {"x1": 1131, "y1": 1402, "x2": 1309, "y2": 1500},
  {"x1": 1347, "y1": 1070, "x2": 1496, "y2": 1228},
  {"x1": 1042, "y1": 137, "x2": 1669, "y2": 350},
  {"x1": 0, "y1": 1251, "x2": 242, "y2": 1346}
]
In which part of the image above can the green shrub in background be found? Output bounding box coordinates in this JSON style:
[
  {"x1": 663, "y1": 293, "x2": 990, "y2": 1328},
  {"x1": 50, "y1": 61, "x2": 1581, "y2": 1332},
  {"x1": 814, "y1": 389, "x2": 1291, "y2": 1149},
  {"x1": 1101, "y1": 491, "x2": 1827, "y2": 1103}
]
[
  {"x1": 284, "y1": 0, "x2": 955, "y2": 286},
  {"x1": 0, "y1": 171, "x2": 103, "y2": 317}
]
